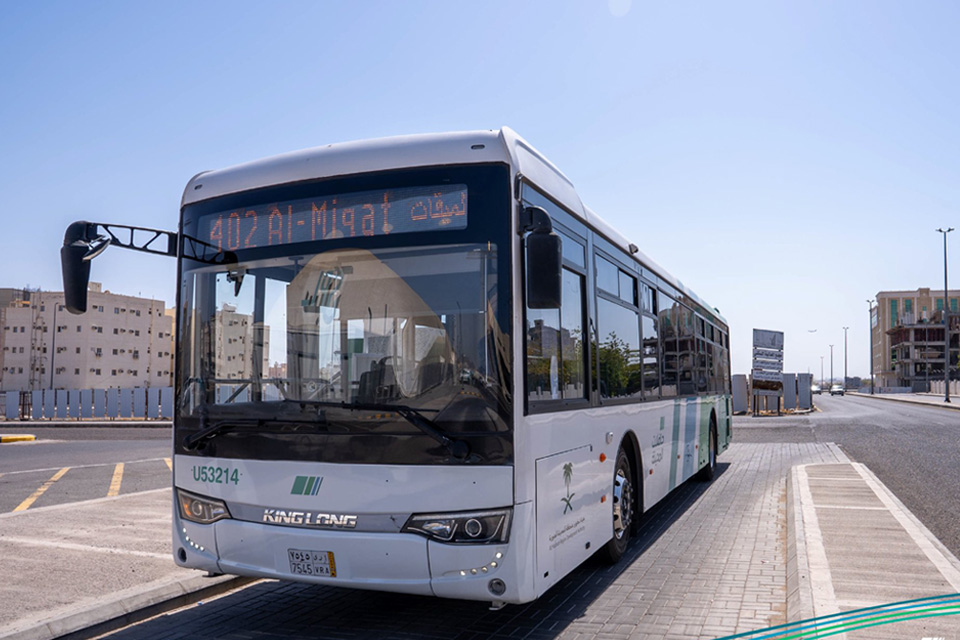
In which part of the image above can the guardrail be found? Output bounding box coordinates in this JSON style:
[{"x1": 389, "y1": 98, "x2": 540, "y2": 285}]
[{"x1": 1, "y1": 387, "x2": 174, "y2": 420}]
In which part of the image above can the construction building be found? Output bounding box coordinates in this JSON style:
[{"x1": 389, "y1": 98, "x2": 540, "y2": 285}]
[
  {"x1": 871, "y1": 287, "x2": 960, "y2": 389},
  {"x1": 0, "y1": 284, "x2": 173, "y2": 391}
]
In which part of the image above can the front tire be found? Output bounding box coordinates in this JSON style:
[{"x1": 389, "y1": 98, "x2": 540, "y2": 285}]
[{"x1": 602, "y1": 447, "x2": 635, "y2": 563}]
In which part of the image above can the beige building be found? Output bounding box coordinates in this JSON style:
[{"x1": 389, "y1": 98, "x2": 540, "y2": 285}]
[
  {"x1": 214, "y1": 303, "x2": 270, "y2": 381},
  {"x1": 871, "y1": 288, "x2": 960, "y2": 389},
  {"x1": 0, "y1": 284, "x2": 173, "y2": 391}
]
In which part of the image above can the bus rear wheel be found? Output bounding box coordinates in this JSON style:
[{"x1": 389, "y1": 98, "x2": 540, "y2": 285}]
[{"x1": 602, "y1": 447, "x2": 634, "y2": 563}]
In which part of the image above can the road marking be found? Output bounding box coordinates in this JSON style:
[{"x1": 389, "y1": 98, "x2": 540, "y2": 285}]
[
  {"x1": 107, "y1": 462, "x2": 124, "y2": 497},
  {"x1": 164, "y1": 458, "x2": 172, "y2": 471},
  {"x1": 1, "y1": 536, "x2": 169, "y2": 559},
  {"x1": 14, "y1": 467, "x2": 70, "y2": 512},
  {"x1": 0, "y1": 457, "x2": 168, "y2": 477},
  {"x1": 852, "y1": 463, "x2": 960, "y2": 591}
]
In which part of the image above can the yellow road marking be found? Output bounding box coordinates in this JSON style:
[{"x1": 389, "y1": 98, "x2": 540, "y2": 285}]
[
  {"x1": 14, "y1": 467, "x2": 70, "y2": 512},
  {"x1": 164, "y1": 458, "x2": 172, "y2": 471},
  {"x1": 107, "y1": 463, "x2": 125, "y2": 497}
]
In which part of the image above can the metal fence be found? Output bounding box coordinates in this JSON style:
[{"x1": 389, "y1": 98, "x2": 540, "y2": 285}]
[{"x1": 2, "y1": 387, "x2": 174, "y2": 420}]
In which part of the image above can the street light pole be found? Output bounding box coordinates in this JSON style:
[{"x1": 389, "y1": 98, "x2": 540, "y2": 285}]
[
  {"x1": 820, "y1": 356, "x2": 824, "y2": 388},
  {"x1": 937, "y1": 228, "x2": 953, "y2": 403},
  {"x1": 829, "y1": 344, "x2": 834, "y2": 386},
  {"x1": 842, "y1": 326, "x2": 849, "y2": 389},
  {"x1": 866, "y1": 300, "x2": 875, "y2": 394}
]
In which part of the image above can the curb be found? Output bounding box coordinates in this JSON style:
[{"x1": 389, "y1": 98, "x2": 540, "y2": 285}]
[
  {"x1": 847, "y1": 392, "x2": 960, "y2": 411},
  {"x1": 0, "y1": 435, "x2": 36, "y2": 443},
  {"x1": 0, "y1": 422, "x2": 171, "y2": 429},
  {"x1": 785, "y1": 465, "x2": 816, "y2": 624},
  {"x1": 0, "y1": 574, "x2": 255, "y2": 640}
]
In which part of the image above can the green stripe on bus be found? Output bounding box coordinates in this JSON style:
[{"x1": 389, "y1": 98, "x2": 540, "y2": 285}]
[
  {"x1": 291, "y1": 476, "x2": 308, "y2": 495},
  {"x1": 304, "y1": 476, "x2": 316, "y2": 495},
  {"x1": 669, "y1": 400, "x2": 681, "y2": 491}
]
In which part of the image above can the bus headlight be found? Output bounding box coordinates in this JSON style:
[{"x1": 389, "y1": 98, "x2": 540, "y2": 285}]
[
  {"x1": 402, "y1": 508, "x2": 511, "y2": 544},
  {"x1": 177, "y1": 488, "x2": 231, "y2": 524}
]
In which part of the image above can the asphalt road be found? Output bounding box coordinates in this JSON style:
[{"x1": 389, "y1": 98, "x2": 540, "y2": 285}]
[
  {"x1": 734, "y1": 393, "x2": 960, "y2": 557},
  {"x1": 0, "y1": 427, "x2": 170, "y2": 513}
]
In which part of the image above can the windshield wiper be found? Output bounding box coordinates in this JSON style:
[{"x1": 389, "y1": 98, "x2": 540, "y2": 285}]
[
  {"x1": 296, "y1": 400, "x2": 473, "y2": 461},
  {"x1": 183, "y1": 417, "x2": 327, "y2": 451}
]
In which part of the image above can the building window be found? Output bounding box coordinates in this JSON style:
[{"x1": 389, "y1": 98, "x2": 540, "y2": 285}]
[
  {"x1": 890, "y1": 299, "x2": 899, "y2": 325},
  {"x1": 113, "y1": 348, "x2": 119, "y2": 355},
  {"x1": 113, "y1": 328, "x2": 119, "y2": 335},
  {"x1": 74, "y1": 368, "x2": 80, "y2": 375},
  {"x1": 114, "y1": 307, "x2": 120, "y2": 314},
  {"x1": 937, "y1": 298, "x2": 944, "y2": 312}
]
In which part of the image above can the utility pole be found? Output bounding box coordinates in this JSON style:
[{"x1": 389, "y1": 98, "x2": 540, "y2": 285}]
[
  {"x1": 866, "y1": 300, "x2": 875, "y2": 394},
  {"x1": 829, "y1": 344, "x2": 834, "y2": 386},
  {"x1": 937, "y1": 228, "x2": 953, "y2": 403},
  {"x1": 842, "y1": 327, "x2": 849, "y2": 390}
]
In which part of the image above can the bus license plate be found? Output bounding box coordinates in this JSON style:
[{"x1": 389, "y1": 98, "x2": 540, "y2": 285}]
[{"x1": 287, "y1": 549, "x2": 337, "y2": 577}]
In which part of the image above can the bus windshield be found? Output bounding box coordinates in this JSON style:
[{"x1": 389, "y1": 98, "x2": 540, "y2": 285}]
[{"x1": 178, "y1": 242, "x2": 510, "y2": 464}]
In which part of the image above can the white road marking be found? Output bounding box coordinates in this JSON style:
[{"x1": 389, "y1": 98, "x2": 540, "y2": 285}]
[{"x1": 0, "y1": 536, "x2": 169, "y2": 560}]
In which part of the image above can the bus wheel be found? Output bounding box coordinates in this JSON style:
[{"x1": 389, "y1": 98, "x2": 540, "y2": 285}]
[
  {"x1": 602, "y1": 447, "x2": 634, "y2": 563},
  {"x1": 697, "y1": 421, "x2": 717, "y2": 482}
]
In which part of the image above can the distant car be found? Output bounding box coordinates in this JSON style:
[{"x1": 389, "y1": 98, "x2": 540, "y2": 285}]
[
  {"x1": 811, "y1": 384, "x2": 822, "y2": 395},
  {"x1": 830, "y1": 384, "x2": 844, "y2": 396}
]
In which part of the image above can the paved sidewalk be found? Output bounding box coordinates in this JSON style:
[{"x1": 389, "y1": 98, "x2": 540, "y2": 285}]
[{"x1": 847, "y1": 390, "x2": 960, "y2": 411}]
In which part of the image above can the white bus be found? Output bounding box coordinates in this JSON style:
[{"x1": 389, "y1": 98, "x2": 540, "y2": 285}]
[{"x1": 60, "y1": 127, "x2": 731, "y2": 607}]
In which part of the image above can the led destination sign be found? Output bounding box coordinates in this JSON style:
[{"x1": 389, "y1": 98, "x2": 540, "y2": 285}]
[{"x1": 200, "y1": 184, "x2": 467, "y2": 253}]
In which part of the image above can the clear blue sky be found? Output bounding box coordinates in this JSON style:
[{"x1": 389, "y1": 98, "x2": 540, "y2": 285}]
[{"x1": 4, "y1": 0, "x2": 960, "y2": 379}]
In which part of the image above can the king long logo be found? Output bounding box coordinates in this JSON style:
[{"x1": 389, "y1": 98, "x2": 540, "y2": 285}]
[
  {"x1": 561, "y1": 462, "x2": 575, "y2": 514},
  {"x1": 262, "y1": 509, "x2": 358, "y2": 529}
]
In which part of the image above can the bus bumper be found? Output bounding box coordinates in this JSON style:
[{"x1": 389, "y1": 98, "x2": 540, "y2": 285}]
[{"x1": 173, "y1": 510, "x2": 535, "y2": 603}]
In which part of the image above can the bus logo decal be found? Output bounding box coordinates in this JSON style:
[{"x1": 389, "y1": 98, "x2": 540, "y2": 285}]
[
  {"x1": 291, "y1": 476, "x2": 323, "y2": 496},
  {"x1": 561, "y1": 462, "x2": 575, "y2": 514}
]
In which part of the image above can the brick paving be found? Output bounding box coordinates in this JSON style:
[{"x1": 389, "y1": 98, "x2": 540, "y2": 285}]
[{"x1": 102, "y1": 443, "x2": 848, "y2": 640}]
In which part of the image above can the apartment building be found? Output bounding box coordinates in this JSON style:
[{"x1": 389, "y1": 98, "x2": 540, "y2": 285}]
[
  {"x1": 0, "y1": 284, "x2": 173, "y2": 391},
  {"x1": 871, "y1": 287, "x2": 960, "y2": 389},
  {"x1": 214, "y1": 303, "x2": 270, "y2": 382}
]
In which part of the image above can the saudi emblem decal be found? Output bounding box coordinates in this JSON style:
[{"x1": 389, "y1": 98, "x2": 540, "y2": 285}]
[{"x1": 561, "y1": 462, "x2": 575, "y2": 514}]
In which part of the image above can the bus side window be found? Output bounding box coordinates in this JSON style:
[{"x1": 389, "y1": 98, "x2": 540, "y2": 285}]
[
  {"x1": 526, "y1": 267, "x2": 586, "y2": 405},
  {"x1": 642, "y1": 314, "x2": 659, "y2": 399}
]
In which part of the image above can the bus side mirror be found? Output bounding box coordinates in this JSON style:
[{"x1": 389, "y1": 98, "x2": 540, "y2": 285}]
[
  {"x1": 523, "y1": 207, "x2": 562, "y2": 309},
  {"x1": 61, "y1": 221, "x2": 110, "y2": 314}
]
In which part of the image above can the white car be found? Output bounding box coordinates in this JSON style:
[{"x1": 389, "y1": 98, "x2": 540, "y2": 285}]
[{"x1": 830, "y1": 384, "x2": 844, "y2": 396}]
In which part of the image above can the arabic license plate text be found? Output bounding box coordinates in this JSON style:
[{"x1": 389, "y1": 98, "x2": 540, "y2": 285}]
[{"x1": 287, "y1": 549, "x2": 336, "y2": 577}]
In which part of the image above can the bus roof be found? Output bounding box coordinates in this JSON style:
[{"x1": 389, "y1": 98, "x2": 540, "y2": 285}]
[{"x1": 181, "y1": 127, "x2": 725, "y2": 326}]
